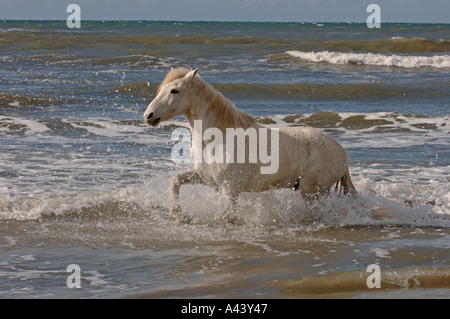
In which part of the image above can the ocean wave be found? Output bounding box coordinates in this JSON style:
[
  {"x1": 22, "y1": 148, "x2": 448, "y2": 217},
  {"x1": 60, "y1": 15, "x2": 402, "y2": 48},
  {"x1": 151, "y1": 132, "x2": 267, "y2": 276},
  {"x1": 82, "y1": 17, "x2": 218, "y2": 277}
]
[
  {"x1": 0, "y1": 116, "x2": 50, "y2": 136},
  {"x1": 272, "y1": 266, "x2": 450, "y2": 297},
  {"x1": 1, "y1": 167, "x2": 449, "y2": 228},
  {"x1": 91, "y1": 54, "x2": 171, "y2": 67},
  {"x1": 286, "y1": 50, "x2": 450, "y2": 68},
  {"x1": 325, "y1": 37, "x2": 450, "y2": 54},
  {"x1": 0, "y1": 93, "x2": 62, "y2": 108},
  {"x1": 0, "y1": 52, "x2": 175, "y2": 69},
  {"x1": 157, "y1": 112, "x2": 450, "y2": 152},
  {"x1": 1, "y1": 112, "x2": 448, "y2": 147},
  {"x1": 1, "y1": 112, "x2": 448, "y2": 225},
  {"x1": 0, "y1": 116, "x2": 157, "y2": 141},
  {"x1": 0, "y1": 30, "x2": 287, "y2": 53},
  {"x1": 258, "y1": 111, "x2": 449, "y2": 131},
  {"x1": 117, "y1": 81, "x2": 448, "y2": 102}
]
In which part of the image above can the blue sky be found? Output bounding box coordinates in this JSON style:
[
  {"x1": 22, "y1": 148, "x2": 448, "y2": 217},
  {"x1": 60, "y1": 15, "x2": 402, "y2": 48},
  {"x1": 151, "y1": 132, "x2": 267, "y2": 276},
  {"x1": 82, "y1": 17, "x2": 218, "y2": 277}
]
[{"x1": 1, "y1": 0, "x2": 449, "y2": 23}]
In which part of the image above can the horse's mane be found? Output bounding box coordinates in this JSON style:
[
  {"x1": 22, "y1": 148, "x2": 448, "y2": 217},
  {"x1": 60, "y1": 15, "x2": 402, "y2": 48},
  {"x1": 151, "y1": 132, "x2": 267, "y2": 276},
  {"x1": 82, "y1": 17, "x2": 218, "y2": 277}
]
[
  {"x1": 159, "y1": 68, "x2": 255, "y2": 130},
  {"x1": 157, "y1": 68, "x2": 190, "y2": 95}
]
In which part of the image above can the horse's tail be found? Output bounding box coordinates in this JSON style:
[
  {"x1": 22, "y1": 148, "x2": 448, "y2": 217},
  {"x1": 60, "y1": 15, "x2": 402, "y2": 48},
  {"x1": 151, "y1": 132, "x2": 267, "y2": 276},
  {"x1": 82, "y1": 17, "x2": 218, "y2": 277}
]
[{"x1": 335, "y1": 168, "x2": 357, "y2": 196}]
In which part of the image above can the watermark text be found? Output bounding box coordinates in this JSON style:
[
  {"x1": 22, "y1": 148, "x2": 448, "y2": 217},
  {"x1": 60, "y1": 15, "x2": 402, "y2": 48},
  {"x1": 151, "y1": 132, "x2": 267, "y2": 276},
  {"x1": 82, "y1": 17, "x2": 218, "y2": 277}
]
[
  {"x1": 366, "y1": 264, "x2": 381, "y2": 289},
  {"x1": 171, "y1": 121, "x2": 279, "y2": 175},
  {"x1": 366, "y1": 4, "x2": 381, "y2": 28},
  {"x1": 66, "y1": 264, "x2": 81, "y2": 288},
  {"x1": 66, "y1": 4, "x2": 81, "y2": 29}
]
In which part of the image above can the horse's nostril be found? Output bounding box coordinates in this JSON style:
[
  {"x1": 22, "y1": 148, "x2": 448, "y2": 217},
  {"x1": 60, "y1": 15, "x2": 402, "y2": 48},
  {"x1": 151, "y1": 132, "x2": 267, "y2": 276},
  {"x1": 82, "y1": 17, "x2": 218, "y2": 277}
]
[{"x1": 147, "y1": 112, "x2": 154, "y2": 120}]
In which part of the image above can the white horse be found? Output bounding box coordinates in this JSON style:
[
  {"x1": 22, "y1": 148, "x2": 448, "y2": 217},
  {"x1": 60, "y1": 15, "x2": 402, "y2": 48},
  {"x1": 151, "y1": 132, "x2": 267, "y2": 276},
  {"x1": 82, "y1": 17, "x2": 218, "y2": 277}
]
[{"x1": 144, "y1": 67, "x2": 356, "y2": 222}]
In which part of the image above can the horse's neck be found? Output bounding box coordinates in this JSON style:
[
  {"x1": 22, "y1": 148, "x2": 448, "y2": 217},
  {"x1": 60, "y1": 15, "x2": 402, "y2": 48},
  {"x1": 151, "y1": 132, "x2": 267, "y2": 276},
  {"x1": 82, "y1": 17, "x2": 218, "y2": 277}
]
[
  {"x1": 186, "y1": 100, "x2": 215, "y2": 131},
  {"x1": 185, "y1": 88, "x2": 256, "y2": 132}
]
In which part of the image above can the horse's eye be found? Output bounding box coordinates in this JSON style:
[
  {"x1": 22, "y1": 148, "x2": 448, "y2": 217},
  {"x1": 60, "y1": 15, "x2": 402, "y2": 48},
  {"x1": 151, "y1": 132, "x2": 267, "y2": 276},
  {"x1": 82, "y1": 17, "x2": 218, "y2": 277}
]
[{"x1": 170, "y1": 89, "x2": 179, "y2": 94}]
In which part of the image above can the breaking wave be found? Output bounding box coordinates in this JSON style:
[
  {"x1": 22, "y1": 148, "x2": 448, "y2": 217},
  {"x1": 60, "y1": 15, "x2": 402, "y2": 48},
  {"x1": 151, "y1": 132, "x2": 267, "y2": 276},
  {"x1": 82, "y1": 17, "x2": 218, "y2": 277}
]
[
  {"x1": 286, "y1": 50, "x2": 450, "y2": 68},
  {"x1": 272, "y1": 266, "x2": 450, "y2": 297}
]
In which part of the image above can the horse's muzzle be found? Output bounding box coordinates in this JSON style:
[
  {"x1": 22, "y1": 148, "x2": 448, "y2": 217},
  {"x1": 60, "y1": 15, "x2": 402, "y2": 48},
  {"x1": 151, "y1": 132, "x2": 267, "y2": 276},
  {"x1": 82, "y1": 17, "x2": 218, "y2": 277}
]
[{"x1": 145, "y1": 112, "x2": 161, "y2": 126}]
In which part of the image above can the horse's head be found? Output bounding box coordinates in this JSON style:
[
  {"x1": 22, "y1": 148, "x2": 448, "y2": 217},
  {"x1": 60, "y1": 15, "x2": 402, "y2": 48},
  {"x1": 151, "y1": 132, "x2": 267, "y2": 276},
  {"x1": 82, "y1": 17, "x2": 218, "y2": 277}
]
[{"x1": 144, "y1": 68, "x2": 198, "y2": 127}]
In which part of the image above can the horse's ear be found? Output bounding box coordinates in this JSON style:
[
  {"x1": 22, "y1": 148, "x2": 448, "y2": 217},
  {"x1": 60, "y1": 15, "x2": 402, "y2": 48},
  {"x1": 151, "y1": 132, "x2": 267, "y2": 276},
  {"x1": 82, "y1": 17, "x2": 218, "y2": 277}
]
[{"x1": 184, "y1": 68, "x2": 199, "y2": 81}]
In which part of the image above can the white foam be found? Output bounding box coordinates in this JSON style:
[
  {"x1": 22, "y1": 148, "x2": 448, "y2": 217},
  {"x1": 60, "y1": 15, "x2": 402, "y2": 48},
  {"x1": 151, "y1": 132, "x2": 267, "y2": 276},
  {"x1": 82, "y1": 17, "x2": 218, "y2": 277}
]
[
  {"x1": 1, "y1": 114, "x2": 448, "y2": 229},
  {"x1": 2, "y1": 164, "x2": 448, "y2": 230},
  {"x1": 1, "y1": 28, "x2": 31, "y2": 32},
  {"x1": 371, "y1": 248, "x2": 392, "y2": 258},
  {"x1": 266, "y1": 112, "x2": 450, "y2": 149},
  {"x1": 8, "y1": 101, "x2": 21, "y2": 107},
  {"x1": 0, "y1": 116, "x2": 50, "y2": 135},
  {"x1": 286, "y1": 50, "x2": 450, "y2": 68},
  {"x1": 67, "y1": 118, "x2": 148, "y2": 138}
]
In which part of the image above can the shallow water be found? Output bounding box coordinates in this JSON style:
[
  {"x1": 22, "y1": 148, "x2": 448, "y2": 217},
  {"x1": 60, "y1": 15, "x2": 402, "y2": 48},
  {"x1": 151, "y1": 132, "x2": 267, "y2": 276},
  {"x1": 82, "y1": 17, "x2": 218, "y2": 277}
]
[{"x1": 0, "y1": 21, "x2": 449, "y2": 298}]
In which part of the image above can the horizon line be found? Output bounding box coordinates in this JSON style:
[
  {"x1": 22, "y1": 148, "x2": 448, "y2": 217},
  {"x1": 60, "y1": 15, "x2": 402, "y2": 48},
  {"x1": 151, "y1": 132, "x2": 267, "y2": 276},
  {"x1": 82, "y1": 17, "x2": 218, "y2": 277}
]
[{"x1": 1, "y1": 19, "x2": 449, "y2": 25}]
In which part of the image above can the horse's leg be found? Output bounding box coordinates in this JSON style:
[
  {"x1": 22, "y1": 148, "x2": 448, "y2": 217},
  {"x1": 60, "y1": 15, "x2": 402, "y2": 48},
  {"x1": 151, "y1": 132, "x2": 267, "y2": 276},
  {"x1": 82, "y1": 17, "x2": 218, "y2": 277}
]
[
  {"x1": 170, "y1": 169, "x2": 204, "y2": 220},
  {"x1": 297, "y1": 174, "x2": 322, "y2": 200},
  {"x1": 222, "y1": 194, "x2": 238, "y2": 224},
  {"x1": 299, "y1": 170, "x2": 356, "y2": 200},
  {"x1": 340, "y1": 168, "x2": 357, "y2": 196}
]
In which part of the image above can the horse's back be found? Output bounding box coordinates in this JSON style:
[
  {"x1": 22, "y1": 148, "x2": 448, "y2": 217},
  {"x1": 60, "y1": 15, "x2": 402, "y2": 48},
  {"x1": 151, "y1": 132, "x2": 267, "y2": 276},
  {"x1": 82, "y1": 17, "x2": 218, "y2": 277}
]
[{"x1": 278, "y1": 125, "x2": 347, "y2": 161}]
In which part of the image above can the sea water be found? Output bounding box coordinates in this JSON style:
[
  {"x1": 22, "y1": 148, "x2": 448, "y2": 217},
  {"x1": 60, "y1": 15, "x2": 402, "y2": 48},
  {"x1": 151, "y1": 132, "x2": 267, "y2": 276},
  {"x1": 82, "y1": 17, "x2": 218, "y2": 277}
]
[{"x1": 0, "y1": 21, "x2": 449, "y2": 298}]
